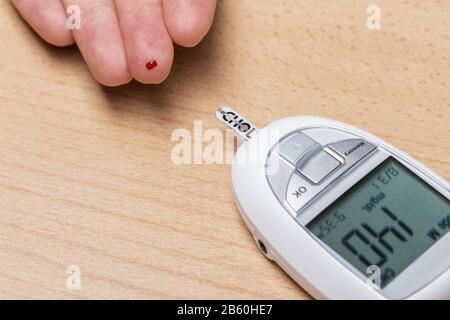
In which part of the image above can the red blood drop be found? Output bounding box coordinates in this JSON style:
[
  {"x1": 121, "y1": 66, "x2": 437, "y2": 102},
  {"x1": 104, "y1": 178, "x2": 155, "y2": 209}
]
[{"x1": 146, "y1": 60, "x2": 158, "y2": 70}]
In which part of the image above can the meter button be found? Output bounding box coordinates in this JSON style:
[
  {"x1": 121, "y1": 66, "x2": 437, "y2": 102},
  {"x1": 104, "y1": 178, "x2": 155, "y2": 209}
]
[
  {"x1": 328, "y1": 139, "x2": 377, "y2": 167},
  {"x1": 297, "y1": 149, "x2": 341, "y2": 184},
  {"x1": 286, "y1": 173, "x2": 319, "y2": 212},
  {"x1": 279, "y1": 132, "x2": 318, "y2": 165}
]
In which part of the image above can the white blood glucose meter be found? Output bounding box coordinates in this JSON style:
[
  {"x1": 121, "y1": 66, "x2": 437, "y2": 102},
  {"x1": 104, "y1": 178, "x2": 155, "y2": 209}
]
[{"x1": 216, "y1": 107, "x2": 450, "y2": 300}]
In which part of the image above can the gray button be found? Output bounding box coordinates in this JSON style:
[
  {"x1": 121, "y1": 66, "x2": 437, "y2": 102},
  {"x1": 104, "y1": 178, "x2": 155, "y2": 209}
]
[
  {"x1": 297, "y1": 149, "x2": 341, "y2": 184},
  {"x1": 286, "y1": 172, "x2": 321, "y2": 212},
  {"x1": 278, "y1": 132, "x2": 318, "y2": 165},
  {"x1": 328, "y1": 139, "x2": 377, "y2": 167}
]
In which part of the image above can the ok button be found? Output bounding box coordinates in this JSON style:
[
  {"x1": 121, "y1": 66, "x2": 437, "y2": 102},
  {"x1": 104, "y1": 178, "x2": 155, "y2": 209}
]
[
  {"x1": 286, "y1": 173, "x2": 320, "y2": 212},
  {"x1": 297, "y1": 149, "x2": 341, "y2": 184}
]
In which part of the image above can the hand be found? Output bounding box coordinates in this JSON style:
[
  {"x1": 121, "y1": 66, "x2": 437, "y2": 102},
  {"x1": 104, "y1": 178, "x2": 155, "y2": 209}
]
[{"x1": 11, "y1": 0, "x2": 217, "y2": 86}]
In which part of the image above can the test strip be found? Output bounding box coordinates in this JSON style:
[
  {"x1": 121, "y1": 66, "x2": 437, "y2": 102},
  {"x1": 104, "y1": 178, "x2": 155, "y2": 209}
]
[{"x1": 216, "y1": 106, "x2": 259, "y2": 140}]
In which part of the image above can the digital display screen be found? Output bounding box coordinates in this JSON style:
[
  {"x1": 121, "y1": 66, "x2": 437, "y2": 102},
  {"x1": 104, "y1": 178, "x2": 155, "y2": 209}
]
[{"x1": 306, "y1": 158, "x2": 450, "y2": 288}]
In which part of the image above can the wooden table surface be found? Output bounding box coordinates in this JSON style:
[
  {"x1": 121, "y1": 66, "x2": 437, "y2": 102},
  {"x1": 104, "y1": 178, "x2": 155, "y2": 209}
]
[{"x1": 0, "y1": 0, "x2": 449, "y2": 299}]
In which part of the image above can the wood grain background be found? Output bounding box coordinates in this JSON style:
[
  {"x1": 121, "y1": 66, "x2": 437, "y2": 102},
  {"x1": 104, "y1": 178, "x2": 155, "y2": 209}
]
[{"x1": 0, "y1": 0, "x2": 448, "y2": 299}]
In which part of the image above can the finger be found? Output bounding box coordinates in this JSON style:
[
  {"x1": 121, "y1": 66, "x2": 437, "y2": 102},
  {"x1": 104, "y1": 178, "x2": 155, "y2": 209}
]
[
  {"x1": 61, "y1": 0, "x2": 131, "y2": 86},
  {"x1": 162, "y1": 0, "x2": 216, "y2": 47},
  {"x1": 115, "y1": 0, "x2": 174, "y2": 84},
  {"x1": 11, "y1": 0, "x2": 74, "y2": 46}
]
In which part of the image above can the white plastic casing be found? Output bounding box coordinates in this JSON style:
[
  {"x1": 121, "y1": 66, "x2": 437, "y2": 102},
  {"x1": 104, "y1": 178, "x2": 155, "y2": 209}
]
[{"x1": 231, "y1": 116, "x2": 450, "y2": 300}]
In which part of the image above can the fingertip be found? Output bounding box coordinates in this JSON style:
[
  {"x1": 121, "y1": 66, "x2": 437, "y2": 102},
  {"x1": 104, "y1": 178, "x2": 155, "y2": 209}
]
[
  {"x1": 86, "y1": 51, "x2": 132, "y2": 87},
  {"x1": 165, "y1": 14, "x2": 209, "y2": 48},
  {"x1": 60, "y1": 1, "x2": 132, "y2": 87},
  {"x1": 116, "y1": 0, "x2": 175, "y2": 84},
  {"x1": 12, "y1": 0, "x2": 74, "y2": 47},
  {"x1": 168, "y1": 22, "x2": 207, "y2": 48},
  {"x1": 37, "y1": 5, "x2": 75, "y2": 47},
  {"x1": 163, "y1": 0, "x2": 216, "y2": 47}
]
